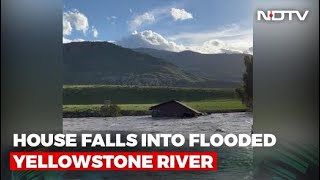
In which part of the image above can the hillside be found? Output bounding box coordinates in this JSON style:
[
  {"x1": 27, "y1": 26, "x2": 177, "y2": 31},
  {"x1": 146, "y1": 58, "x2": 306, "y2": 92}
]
[
  {"x1": 63, "y1": 42, "x2": 203, "y2": 86},
  {"x1": 134, "y1": 48, "x2": 247, "y2": 83}
]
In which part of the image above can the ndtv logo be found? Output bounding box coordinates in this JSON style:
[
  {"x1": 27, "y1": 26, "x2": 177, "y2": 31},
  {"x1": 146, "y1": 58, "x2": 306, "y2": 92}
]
[{"x1": 257, "y1": 10, "x2": 309, "y2": 21}]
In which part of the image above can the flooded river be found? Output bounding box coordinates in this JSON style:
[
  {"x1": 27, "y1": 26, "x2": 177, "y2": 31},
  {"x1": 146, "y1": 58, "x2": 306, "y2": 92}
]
[{"x1": 63, "y1": 112, "x2": 253, "y2": 180}]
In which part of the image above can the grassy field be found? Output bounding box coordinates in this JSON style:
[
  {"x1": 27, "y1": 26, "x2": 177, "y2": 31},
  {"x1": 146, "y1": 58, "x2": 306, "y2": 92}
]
[
  {"x1": 63, "y1": 85, "x2": 247, "y2": 117},
  {"x1": 63, "y1": 98, "x2": 246, "y2": 113},
  {"x1": 63, "y1": 85, "x2": 237, "y2": 105}
]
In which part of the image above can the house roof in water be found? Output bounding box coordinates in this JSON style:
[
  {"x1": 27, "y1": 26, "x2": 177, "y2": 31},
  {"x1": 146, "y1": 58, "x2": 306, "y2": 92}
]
[{"x1": 149, "y1": 100, "x2": 202, "y2": 114}]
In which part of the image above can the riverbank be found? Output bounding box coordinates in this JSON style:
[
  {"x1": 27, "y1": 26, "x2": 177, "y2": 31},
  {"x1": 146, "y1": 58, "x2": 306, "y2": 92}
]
[{"x1": 63, "y1": 99, "x2": 247, "y2": 118}]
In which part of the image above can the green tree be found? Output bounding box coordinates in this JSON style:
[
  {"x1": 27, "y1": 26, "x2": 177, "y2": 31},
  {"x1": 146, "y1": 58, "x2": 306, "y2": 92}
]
[
  {"x1": 100, "y1": 100, "x2": 121, "y2": 117},
  {"x1": 236, "y1": 55, "x2": 253, "y2": 110}
]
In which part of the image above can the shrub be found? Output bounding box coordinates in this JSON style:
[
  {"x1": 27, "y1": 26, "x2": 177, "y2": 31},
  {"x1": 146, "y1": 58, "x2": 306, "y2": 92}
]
[{"x1": 100, "y1": 100, "x2": 121, "y2": 117}]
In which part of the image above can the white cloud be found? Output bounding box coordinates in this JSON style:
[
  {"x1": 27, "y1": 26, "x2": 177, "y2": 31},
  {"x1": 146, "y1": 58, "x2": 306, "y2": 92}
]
[
  {"x1": 188, "y1": 39, "x2": 244, "y2": 54},
  {"x1": 167, "y1": 24, "x2": 253, "y2": 53},
  {"x1": 117, "y1": 27, "x2": 253, "y2": 54},
  {"x1": 63, "y1": 37, "x2": 71, "y2": 43},
  {"x1": 91, "y1": 26, "x2": 98, "y2": 38},
  {"x1": 63, "y1": 9, "x2": 89, "y2": 36},
  {"x1": 73, "y1": 38, "x2": 85, "y2": 42},
  {"x1": 63, "y1": 37, "x2": 85, "y2": 44},
  {"x1": 64, "y1": 25, "x2": 252, "y2": 54},
  {"x1": 169, "y1": 24, "x2": 251, "y2": 43},
  {"x1": 129, "y1": 12, "x2": 155, "y2": 31},
  {"x1": 129, "y1": 8, "x2": 133, "y2": 13},
  {"x1": 170, "y1": 8, "x2": 193, "y2": 21},
  {"x1": 63, "y1": 17, "x2": 72, "y2": 35},
  {"x1": 63, "y1": 37, "x2": 112, "y2": 44},
  {"x1": 106, "y1": 16, "x2": 117, "y2": 25},
  {"x1": 106, "y1": 16, "x2": 117, "y2": 20},
  {"x1": 117, "y1": 30, "x2": 185, "y2": 52},
  {"x1": 128, "y1": 6, "x2": 191, "y2": 31},
  {"x1": 93, "y1": 29, "x2": 98, "y2": 38}
]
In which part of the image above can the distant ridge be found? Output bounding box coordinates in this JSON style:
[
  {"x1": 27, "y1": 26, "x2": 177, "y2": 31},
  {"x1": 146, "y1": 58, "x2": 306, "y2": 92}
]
[
  {"x1": 63, "y1": 42, "x2": 204, "y2": 86},
  {"x1": 133, "y1": 47, "x2": 247, "y2": 83}
]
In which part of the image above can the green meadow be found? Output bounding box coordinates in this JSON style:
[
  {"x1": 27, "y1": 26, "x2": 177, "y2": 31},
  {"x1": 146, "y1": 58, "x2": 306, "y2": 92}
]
[
  {"x1": 63, "y1": 85, "x2": 246, "y2": 116},
  {"x1": 63, "y1": 98, "x2": 246, "y2": 113}
]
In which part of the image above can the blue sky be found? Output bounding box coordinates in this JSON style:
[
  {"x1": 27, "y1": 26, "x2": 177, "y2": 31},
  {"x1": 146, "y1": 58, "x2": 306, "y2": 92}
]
[{"x1": 63, "y1": 0, "x2": 253, "y2": 54}]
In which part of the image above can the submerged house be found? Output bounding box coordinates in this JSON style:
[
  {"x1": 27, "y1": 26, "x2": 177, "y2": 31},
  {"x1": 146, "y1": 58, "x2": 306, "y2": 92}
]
[{"x1": 149, "y1": 100, "x2": 202, "y2": 118}]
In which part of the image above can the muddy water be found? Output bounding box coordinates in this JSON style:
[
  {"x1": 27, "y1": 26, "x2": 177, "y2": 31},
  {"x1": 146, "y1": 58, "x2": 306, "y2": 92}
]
[{"x1": 63, "y1": 112, "x2": 253, "y2": 180}]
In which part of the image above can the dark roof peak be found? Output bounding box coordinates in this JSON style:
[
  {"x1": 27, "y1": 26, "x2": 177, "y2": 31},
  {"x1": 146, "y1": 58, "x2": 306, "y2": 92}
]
[{"x1": 149, "y1": 100, "x2": 201, "y2": 114}]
